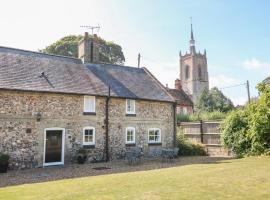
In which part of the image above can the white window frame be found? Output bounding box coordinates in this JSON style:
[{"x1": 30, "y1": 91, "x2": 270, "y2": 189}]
[
  {"x1": 148, "y1": 128, "x2": 161, "y2": 143},
  {"x1": 125, "y1": 127, "x2": 136, "y2": 144},
  {"x1": 84, "y1": 96, "x2": 96, "y2": 113},
  {"x1": 83, "y1": 126, "x2": 95, "y2": 145},
  {"x1": 43, "y1": 127, "x2": 65, "y2": 167},
  {"x1": 126, "y1": 99, "x2": 136, "y2": 114}
]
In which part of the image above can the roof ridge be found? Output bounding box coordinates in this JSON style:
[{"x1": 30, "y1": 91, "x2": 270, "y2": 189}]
[
  {"x1": 0, "y1": 46, "x2": 82, "y2": 63},
  {"x1": 86, "y1": 62, "x2": 144, "y2": 70},
  {"x1": 142, "y1": 67, "x2": 175, "y2": 102}
]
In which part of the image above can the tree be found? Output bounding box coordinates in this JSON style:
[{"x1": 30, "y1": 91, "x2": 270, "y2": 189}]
[
  {"x1": 221, "y1": 83, "x2": 270, "y2": 156},
  {"x1": 42, "y1": 35, "x2": 125, "y2": 65},
  {"x1": 196, "y1": 87, "x2": 234, "y2": 112}
]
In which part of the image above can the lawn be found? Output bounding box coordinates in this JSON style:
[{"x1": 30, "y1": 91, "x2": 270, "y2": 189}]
[{"x1": 0, "y1": 157, "x2": 269, "y2": 200}]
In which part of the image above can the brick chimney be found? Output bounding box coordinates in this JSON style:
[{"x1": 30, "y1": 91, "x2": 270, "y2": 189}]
[
  {"x1": 78, "y1": 32, "x2": 99, "y2": 63},
  {"x1": 175, "y1": 79, "x2": 182, "y2": 90}
]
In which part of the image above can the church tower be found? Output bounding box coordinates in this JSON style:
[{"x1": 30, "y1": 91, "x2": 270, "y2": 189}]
[{"x1": 179, "y1": 23, "x2": 209, "y2": 103}]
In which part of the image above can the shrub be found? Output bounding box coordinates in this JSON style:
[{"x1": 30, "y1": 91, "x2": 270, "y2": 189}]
[
  {"x1": 176, "y1": 130, "x2": 207, "y2": 156},
  {"x1": 177, "y1": 111, "x2": 227, "y2": 123},
  {"x1": 220, "y1": 109, "x2": 250, "y2": 156},
  {"x1": 77, "y1": 148, "x2": 87, "y2": 164},
  {"x1": 221, "y1": 83, "x2": 270, "y2": 156}
]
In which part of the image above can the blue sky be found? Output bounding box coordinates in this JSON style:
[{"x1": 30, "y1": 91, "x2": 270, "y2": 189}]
[{"x1": 1, "y1": 0, "x2": 269, "y2": 105}]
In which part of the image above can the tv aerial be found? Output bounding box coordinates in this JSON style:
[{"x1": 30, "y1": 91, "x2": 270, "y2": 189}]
[{"x1": 80, "y1": 25, "x2": 100, "y2": 35}]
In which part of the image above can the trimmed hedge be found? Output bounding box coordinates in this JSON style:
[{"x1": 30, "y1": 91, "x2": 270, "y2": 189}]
[{"x1": 177, "y1": 111, "x2": 227, "y2": 123}]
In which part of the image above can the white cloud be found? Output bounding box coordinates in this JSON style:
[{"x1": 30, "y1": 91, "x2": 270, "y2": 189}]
[
  {"x1": 209, "y1": 74, "x2": 241, "y2": 88},
  {"x1": 242, "y1": 58, "x2": 270, "y2": 71},
  {"x1": 230, "y1": 96, "x2": 248, "y2": 106}
]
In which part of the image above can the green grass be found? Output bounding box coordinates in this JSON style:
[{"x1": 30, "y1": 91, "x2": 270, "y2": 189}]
[{"x1": 1, "y1": 157, "x2": 270, "y2": 200}]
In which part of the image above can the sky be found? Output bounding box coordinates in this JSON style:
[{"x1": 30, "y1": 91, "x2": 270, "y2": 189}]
[{"x1": 1, "y1": 0, "x2": 269, "y2": 105}]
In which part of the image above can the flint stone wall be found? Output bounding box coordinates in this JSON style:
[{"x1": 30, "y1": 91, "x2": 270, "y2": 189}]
[{"x1": 0, "y1": 90, "x2": 174, "y2": 169}]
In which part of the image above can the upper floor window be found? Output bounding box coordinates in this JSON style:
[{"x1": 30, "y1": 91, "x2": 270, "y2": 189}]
[
  {"x1": 148, "y1": 128, "x2": 161, "y2": 143},
  {"x1": 83, "y1": 126, "x2": 95, "y2": 145},
  {"x1": 185, "y1": 65, "x2": 190, "y2": 80},
  {"x1": 84, "y1": 96, "x2": 95, "y2": 113},
  {"x1": 126, "y1": 99, "x2": 135, "y2": 114},
  {"x1": 126, "y1": 127, "x2": 135, "y2": 144}
]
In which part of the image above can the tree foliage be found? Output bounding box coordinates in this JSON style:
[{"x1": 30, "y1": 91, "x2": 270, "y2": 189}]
[
  {"x1": 196, "y1": 87, "x2": 234, "y2": 112},
  {"x1": 42, "y1": 35, "x2": 125, "y2": 65},
  {"x1": 221, "y1": 83, "x2": 270, "y2": 156}
]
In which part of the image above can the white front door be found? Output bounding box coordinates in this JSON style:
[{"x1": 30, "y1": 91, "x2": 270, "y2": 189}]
[{"x1": 43, "y1": 128, "x2": 65, "y2": 167}]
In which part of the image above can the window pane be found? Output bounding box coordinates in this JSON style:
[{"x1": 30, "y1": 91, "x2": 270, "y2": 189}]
[
  {"x1": 126, "y1": 129, "x2": 134, "y2": 142},
  {"x1": 126, "y1": 100, "x2": 135, "y2": 113},
  {"x1": 84, "y1": 96, "x2": 95, "y2": 112},
  {"x1": 84, "y1": 129, "x2": 94, "y2": 143},
  {"x1": 149, "y1": 129, "x2": 160, "y2": 142}
]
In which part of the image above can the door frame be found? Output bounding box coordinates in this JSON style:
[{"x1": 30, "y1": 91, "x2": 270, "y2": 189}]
[{"x1": 43, "y1": 127, "x2": 65, "y2": 167}]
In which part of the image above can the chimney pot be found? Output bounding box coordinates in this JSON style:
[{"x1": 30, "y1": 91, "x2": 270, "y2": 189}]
[{"x1": 84, "y1": 32, "x2": 89, "y2": 39}]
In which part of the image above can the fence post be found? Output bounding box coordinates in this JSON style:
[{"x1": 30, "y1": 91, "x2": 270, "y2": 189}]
[{"x1": 200, "y1": 120, "x2": 204, "y2": 143}]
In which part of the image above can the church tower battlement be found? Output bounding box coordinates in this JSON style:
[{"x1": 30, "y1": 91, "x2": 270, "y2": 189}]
[{"x1": 179, "y1": 23, "x2": 209, "y2": 103}]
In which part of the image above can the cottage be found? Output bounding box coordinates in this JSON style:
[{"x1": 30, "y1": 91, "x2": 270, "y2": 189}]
[{"x1": 0, "y1": 33, "x2": 176, "y2": 169}]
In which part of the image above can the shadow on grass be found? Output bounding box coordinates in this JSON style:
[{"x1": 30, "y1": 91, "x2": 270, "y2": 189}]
[{"x1": 0, "y1": 156, "x2": 235, "y2": 188}]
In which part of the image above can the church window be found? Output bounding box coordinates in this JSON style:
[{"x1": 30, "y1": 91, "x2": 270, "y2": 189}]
[
  {"x1": 198, "y1": 65, "x2": 202, "y2": 79},
  {"x1": 185, "y1": 65, "x2": 190, "y2": 80}
]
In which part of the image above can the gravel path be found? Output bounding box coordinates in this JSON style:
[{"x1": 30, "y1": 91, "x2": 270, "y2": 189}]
[{"x1": 0, "y1": 156, "x2": 231, "y2": 188}]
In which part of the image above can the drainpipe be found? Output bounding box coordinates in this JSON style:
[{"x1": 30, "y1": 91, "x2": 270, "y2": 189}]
[
  {"x1": 105, "y1": 86, "x2": 110, "y2": 162},
  {"x1": 173, "y1": 102, "x2": 177, "y2": 147}
]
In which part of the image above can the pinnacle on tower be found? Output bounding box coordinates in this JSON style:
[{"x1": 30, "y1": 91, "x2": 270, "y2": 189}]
[{"x1": 189, "y1": 20, "x2": 196, "y2": 54}]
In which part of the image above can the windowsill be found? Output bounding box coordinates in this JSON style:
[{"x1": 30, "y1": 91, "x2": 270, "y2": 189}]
[
  {"x1": 148, "y1": 142, "x2": 162, "y2": 146},
  {"x1": 83, "y1": 145, "x2": 95, "y2": 149},
  {"x1": 125, "y1": 113, "x2": 136, "y2": 117},
  {"x1": 125, "y1": 143, "x2": 136, "y2": 147},
  {"x1": 83, "y1": 112, "x2": 96, "y2": 115}
]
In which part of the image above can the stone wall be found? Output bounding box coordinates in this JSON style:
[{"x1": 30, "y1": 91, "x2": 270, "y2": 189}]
[{"x1": 0, "y1": 90, "x2": 174, "y2": 169}]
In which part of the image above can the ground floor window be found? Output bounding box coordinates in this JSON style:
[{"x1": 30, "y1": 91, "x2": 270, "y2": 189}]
[
  {"x1": 148, "y1": 128, "x2": 161, "y2": 143},
  {"x1": 126, "y1": 127, "x2": 135, "y2": 144},
  {"x1": 83, "y1": 127, "x2": 95, "y2": 145}
]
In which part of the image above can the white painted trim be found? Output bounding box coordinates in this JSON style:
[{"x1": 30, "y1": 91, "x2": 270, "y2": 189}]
[
  {"x1": 83, "y1": 126, "x2": 96, "y2": 145},
  {"x1": 43, "y1": 127, "x2": 65, "y2": 167},
  {"x1": 84, "y1": 96, "x2": 96, "y2": 112},
  {"x1": 126, "y1": 99, "x2": 136, "y2": 114},
  {"x1": 148, "y1": 128, "x2": 161, "y2": 143},
  {"x1": 125, "y1": 127, "x2": 136, "y2": 144}
]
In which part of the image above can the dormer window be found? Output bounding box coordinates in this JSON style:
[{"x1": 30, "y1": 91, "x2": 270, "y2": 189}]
[
  {"x1": 84, "y1": 96, "x2": 96, "y2": 114},
  {"x1": 126, "y1": 99, "x2": 135, "y2": 114}
]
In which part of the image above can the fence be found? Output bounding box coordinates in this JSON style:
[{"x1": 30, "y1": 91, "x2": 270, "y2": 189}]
[
  {"x1": 178, "y1": 121, "x2": 232, "y2": 156},
  {"x1": 179, "y1": 121, "x2": 221, "y2": 145}
]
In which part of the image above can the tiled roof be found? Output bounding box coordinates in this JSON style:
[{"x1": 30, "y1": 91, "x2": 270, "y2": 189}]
[
  {"x1": 166, "y1": 88, "x2": 193, "y2": 106},
  {"x1": 0, "y1": 46, "x2": 174, "y2": 102},
  {"x1": 87, "y1": 63, "x2": 174, "y2": 101}
]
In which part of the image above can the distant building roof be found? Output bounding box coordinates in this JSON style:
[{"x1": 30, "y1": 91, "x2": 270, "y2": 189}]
[
  {"x1": 0, "y1": 46, "x2": 174, "y2": 102},
  {"x1": 166, "y1": 88, "x2": 193, "y2": 106}
]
